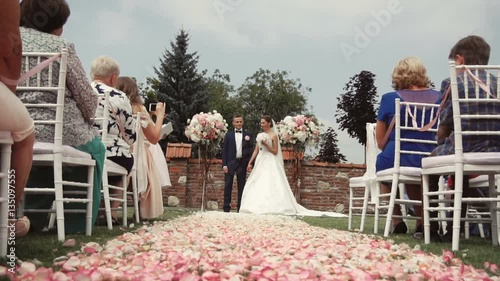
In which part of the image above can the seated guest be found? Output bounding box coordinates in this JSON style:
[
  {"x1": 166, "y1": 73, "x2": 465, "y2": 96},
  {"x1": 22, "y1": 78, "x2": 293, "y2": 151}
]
[
  {"x1": 116, "y1": 76, "x2": 168, "y2": 219},
  {"x1": 90, "y1": 57, "x2": 148, "y2": 224},
  {"x1": 0, "y1": 0, "x2": 36, "y2": 237},
  {"x1": 375, "y1": 57, "x2": 440, "y2": 236},
  {"x1": 17, "y1": 0, "x2": 105, "y2": 233},
  {"x1": 426, "y1": 35, "x2": 500, "y2": 241}
]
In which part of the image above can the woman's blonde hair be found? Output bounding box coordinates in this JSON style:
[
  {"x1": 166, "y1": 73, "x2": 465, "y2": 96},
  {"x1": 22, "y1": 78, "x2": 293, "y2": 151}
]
[
  {"x1": 391, "y1": 57, "x2": 431, "y2": 90},
  {"x1": 116, "y1": 76, "x2": 143, "y2": 105}
]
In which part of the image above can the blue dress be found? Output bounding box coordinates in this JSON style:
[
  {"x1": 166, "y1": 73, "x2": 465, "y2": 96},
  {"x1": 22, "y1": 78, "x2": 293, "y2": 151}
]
[{"x1": 376, "y1": 89, "x2": 441, "y2": 172}]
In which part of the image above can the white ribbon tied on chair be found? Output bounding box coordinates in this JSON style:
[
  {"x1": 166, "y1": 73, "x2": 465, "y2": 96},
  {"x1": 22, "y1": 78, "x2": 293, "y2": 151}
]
[
  {"x1": 135, "y1": 117, "x2": 148, "y2": 195},
  {"x1": 365, "y1": 123, "x2": 380, "y2": 203}
]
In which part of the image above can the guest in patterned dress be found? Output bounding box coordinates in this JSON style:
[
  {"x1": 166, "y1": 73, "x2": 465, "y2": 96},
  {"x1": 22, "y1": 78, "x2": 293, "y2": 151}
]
[
  {"x1": 116, "y1": 76, "x2": 168, "y2": 219},
  {"x1": 90, "y1": 57, "x2": 149, "y2": 223},
  {"x1": 17, "y1": 0, "x2": 106, "y2": 233}
]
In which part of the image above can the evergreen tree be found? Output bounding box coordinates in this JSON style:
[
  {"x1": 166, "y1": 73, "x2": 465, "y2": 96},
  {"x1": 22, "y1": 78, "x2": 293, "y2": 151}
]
[
  {"x1": 335, "y1": 70, "x2": 378, "y2": 146},
  {"x1": 152, "y1": 29, "x2": 208, "y2": 143},
  {"x1": 315, "y1": 127, "x2": 346, "y2": 163}
]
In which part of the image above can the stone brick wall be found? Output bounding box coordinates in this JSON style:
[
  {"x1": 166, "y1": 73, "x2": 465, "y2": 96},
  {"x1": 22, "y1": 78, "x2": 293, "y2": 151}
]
[{"x1": 162, "y1": 158, "x2": 366, "y2": 213}]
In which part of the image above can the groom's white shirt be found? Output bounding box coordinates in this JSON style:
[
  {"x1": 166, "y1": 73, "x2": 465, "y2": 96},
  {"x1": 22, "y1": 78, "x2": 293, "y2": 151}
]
[{"x1": 235, "y1": 129, "x2": 243, "y2": 159}]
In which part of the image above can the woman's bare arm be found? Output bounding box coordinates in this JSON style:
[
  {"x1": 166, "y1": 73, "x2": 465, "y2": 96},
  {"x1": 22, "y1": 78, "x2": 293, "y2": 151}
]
[{"x1": 0, "y1": 0, "x2": 22, "y2": 92}]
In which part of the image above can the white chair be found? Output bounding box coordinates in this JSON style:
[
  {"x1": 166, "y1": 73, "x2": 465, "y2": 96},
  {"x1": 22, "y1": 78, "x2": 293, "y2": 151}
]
[
  {"x1": 93, "y1": 91, "x2": 129, "y2": 229},
  {"x1": 0, "y1": 132, "x2": 13, "y2": 257},
  {"x1": 376, "y1": 98, "x2": 440, "y2": 237},
  {"x1": 348, "y1": 123, "x2": 379, "y2": 232},
  {"x1": 463, "y1": 175, "x2": 500, "y2": 239},
  {"x1": 17, "y1": 49, "x2": 95, "y2": 241},
  {"x1": 422, "y1": 61, "x2": 500, "y2": 251}
]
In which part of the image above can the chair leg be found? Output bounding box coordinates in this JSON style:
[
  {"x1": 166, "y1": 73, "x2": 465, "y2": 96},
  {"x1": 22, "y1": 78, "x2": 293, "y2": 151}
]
[
  {"x1": 85, "y1": 166, "x2": 94, "y2": 236},
  {"x1": 451, "y1": 174, "x2": 464, "y2": 251},
  {"x1": 348, "y1": 185, "x2": 354, "y2": 231},
  {"x1": 489, "y1": 174, "x2": 498, "y2": 246},
  {"x1": 374, "y1": 183, "x2": 381, "y2": 235},
  {"x1": 399, "y1": 183, "x2": 407, "y2": 218},
  {"x1": 384, "y1": 177, "x2": 400, "y2": 237},
  {"x1": 54, "y1": 161, "x2": 65, "y2": 242},
  {"x1": 122, "y1": 175, "x2": 127, "y2": 227},
  {"x1": 464, "y1": 204, "x2": 470, "y2": 239},
  {"x1": 422, "y1": 174, "x2": 431, "y2": 245},
  {"x1": 360, "y1": 184, "x2": 370, "y2": 233}
]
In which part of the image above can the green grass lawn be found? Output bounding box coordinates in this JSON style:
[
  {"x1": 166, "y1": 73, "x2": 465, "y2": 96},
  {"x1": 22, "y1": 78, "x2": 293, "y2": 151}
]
[{"x1": 2, "y1": 208, "x2": 499, "y2": 273}]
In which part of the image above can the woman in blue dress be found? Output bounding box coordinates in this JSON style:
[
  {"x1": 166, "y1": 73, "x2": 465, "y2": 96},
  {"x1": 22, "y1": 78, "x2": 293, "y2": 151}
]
[{"x1": 375, "y1": 57, "x2": 440, "y2": 236}]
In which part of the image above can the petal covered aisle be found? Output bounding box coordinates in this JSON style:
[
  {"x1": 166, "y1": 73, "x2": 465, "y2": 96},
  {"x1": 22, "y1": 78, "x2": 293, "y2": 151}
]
[{"x1": 6, "y1": 212, "x2": 500, "y2": 280}]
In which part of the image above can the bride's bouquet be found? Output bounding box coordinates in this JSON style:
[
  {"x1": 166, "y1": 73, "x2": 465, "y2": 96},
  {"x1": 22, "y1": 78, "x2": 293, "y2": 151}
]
[
  {"x1": 276, "y1": 115, "x2": 319, "y2": 146},
  {"x1": 256, "y1": 132, "x2": 271, "y2": 145},
  {"x1": 185, "y1": 110, "x2": 228, "y2": 145}
]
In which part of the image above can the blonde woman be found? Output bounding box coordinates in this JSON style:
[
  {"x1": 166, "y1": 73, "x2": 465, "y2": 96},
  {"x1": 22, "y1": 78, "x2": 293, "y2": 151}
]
[
  {"x1": 375, "y1": 57, "x2": 440, "y2": 236},
  {"x1": 116, "y1": 77, "x2": 169, "y2": 219}
]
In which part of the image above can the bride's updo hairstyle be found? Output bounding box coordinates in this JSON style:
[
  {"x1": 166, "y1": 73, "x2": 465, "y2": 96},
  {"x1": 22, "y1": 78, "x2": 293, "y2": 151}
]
[{"x1": 261, "y1": 115, "x2": 273, "y2": 127}]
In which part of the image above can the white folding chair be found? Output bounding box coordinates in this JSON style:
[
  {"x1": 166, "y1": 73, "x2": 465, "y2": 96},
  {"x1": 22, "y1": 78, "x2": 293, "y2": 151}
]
[
  {"x1": 348, "y1": 123, "x2": 379, "y2": 232},
  {"x1": 17, "y1": 49, "x2": 95, "y2": 241},
  {"x1": 422, "y1": 61, "x2": 500, "y2": 251},
  {"x1": 461, "y1": 175, "x2": 500, "y2": 239},
  {"x1": 93, "y1": 90, "x2": 128, "y2": 229},
  {"x1": 376, "y1": 98, "x2": 440, "y2": 237},
  {"x1": 0, "y1": 132, "x2": 13, "y2": 257}
]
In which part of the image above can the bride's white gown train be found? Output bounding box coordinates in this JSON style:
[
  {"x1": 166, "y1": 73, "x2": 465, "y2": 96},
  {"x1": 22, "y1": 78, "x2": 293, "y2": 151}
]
[{"x1": 239, "y1": 133, "x2": 346, "y2": 217}]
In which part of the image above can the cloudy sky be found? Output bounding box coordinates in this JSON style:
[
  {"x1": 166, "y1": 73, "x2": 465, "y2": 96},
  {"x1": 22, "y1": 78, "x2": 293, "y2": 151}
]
[{"x1": 64, "y1": 0, "x2": 497, "y2": 163}]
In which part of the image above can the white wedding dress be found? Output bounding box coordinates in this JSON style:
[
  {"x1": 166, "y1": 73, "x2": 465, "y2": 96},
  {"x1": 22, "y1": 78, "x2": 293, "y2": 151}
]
[{"x1": 239, "y1": 132, "x2": 346, "y2": 217}]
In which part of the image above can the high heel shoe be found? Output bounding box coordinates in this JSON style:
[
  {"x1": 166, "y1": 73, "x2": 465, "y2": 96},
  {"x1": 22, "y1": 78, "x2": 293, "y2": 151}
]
[{"x1": 15, "y1": 216, "x2": 30, "y2": 237}]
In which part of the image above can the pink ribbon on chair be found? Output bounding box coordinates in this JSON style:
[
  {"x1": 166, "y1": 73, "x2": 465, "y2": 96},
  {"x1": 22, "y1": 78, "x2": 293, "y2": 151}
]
[
  {"x1": 463, "y1": 66, "x2": 497, "y2": 99},
  {"x1": 0, "y1": 54, "x2": 61, "y2": 86}
]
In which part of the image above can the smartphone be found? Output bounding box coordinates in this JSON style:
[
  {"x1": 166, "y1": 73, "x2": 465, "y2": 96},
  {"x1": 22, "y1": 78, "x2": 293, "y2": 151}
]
[{"x1": 149, "y1": 103, "x2": 157, "y2": 112}]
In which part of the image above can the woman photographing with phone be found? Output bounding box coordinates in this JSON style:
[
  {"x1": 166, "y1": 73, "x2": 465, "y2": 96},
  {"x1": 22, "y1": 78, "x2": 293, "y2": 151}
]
[{"x1": 116, "y1": 76, "x2": 171, "y2": 220}]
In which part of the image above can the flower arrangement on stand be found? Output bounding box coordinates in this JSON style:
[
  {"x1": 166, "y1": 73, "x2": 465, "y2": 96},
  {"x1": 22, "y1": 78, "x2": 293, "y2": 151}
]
[
  {"x1": 276, "y1": 115, "x2": 320, "y2": 202},
  {"x1": 185, "y1": 110, "x2": 228, "y2": 211}
]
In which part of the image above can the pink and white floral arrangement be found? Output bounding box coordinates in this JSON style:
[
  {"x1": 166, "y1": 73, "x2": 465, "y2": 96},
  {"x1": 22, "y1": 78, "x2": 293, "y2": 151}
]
[
  {"x1": 276, "y1": 115, "x2": 320, "y2": 146},
  {"x1": 185, "y1": 110, "x2": 228, "y2": 145}
]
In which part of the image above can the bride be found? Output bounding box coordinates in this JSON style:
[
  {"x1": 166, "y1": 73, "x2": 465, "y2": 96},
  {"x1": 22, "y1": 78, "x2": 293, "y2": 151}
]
[{"x1": 239, "y1": 115, "x2": 346, "y2": 217}]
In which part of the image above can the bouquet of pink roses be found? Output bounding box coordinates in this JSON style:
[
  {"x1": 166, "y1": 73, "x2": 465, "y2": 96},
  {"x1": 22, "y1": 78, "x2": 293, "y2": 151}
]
[
  {"x1": 276, "y1": 115, "x2": 319, "y2": 146},
  {"x1": 185, "y1": 110, "x2": 228, "y2": 144}
]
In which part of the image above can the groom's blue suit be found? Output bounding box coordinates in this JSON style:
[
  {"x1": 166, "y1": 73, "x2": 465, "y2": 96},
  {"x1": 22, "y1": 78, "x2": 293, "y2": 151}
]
[{"x1": 222, "y1": 129, "x2": 254, "y2": 212}]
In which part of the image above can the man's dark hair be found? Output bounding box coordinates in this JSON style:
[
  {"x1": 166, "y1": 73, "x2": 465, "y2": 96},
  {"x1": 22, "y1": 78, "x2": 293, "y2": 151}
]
[
  {"x1": 448, "y1": 35, "x2": 490, "y2": 65},
  {"x1": 20, "y1": 0, "x2": 71, "y2": 34},
  {"x1": 232, "y1": 114, "x2": 243, "y2": 120}
]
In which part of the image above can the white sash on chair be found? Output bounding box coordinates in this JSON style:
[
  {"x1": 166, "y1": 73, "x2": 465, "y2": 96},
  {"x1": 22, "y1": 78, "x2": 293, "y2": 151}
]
[{"x1": 135, "y1": 124, "x2": 148, "y2": 195}]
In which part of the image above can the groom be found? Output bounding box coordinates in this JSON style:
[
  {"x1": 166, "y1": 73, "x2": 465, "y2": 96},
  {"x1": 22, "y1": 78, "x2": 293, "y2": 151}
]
[{"x1": 222, "y1": 115, "x2": 254, "y2": 212}]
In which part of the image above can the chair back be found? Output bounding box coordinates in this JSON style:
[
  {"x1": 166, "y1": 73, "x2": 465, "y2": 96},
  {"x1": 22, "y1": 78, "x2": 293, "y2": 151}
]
[
  {"x1": 393, "y1": 98, "x2": 440, "y2": 170},
  {"x1": 17, "y1": 49, "x2": 68, "y2": 151},
  {"x1": 448, "y1": 61, "x2": 500, "y2": 157}
]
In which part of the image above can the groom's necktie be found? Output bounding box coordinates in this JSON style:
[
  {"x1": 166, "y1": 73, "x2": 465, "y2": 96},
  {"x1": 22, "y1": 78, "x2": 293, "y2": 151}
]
[{"x1": 235, "y1": 130, "x2": 242, "y2": 133}]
